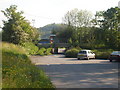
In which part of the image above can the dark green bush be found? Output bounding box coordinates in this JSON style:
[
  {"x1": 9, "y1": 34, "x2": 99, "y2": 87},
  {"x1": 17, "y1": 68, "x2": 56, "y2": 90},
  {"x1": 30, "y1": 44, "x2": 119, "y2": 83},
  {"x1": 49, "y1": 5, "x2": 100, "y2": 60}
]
[
  {"x1": 92, "y1": 49, "x2": 113, "y2": 59},
  {"x1": 65, "y1": 48, "x2": 79, "y2": 58},
  {"x1": 22, "y1": 42, "x2": 39, "y2": 55},
  {"x1": 2, "y1": 42, "x2": 54, "y2": 88}
]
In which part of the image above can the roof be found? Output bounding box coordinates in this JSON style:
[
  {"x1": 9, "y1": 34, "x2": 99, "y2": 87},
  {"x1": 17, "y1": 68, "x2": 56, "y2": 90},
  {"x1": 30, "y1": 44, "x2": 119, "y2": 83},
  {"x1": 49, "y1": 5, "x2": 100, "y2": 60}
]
[
  {"x1": 81, "y1": 50, "x2": 92, "y2": 51},
  {"x1": 50, "y1": 34, "x2": 56, "y2": 36}
]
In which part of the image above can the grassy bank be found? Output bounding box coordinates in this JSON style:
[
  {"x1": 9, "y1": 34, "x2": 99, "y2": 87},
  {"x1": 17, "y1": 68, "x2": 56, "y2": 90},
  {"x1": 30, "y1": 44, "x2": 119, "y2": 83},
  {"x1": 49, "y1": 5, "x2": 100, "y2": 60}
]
[{"x1": 2, "y1": 42, "x2": 55, "y2": 88}]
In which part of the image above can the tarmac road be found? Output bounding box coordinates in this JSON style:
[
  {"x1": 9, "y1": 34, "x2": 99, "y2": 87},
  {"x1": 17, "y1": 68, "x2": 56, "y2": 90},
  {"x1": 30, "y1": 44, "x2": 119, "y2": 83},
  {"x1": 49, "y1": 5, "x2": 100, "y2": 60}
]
[{"x1": 30, "y1": 54, "x2": 119, "y2": 88}]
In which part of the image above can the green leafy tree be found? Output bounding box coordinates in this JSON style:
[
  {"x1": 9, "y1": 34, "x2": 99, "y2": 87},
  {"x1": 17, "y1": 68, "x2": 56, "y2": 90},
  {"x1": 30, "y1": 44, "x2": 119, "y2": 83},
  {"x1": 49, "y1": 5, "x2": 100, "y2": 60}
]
[
  {"x1": 2, "y1": 5, "x2": 39, "y2": 45},
  {"x1": 99, "y1": 7, "x2": 120, "y2": 49},
  {"x1": 63, "y1": 9, "x2": 93, "y2": 47}
]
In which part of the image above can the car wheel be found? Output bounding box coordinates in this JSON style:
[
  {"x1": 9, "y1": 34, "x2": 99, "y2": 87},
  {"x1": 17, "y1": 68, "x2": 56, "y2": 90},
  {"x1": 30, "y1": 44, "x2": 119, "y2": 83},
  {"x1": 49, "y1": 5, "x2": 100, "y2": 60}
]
[
  {"x1": 110, "y1": 59, "x2": 112, "y2": 62},
  {"x1": 87, "y1": 57, "x2": 89, "y2": 60},
  {"x1": 78, "y1": 58, "x2": 80, "y2": 60}
]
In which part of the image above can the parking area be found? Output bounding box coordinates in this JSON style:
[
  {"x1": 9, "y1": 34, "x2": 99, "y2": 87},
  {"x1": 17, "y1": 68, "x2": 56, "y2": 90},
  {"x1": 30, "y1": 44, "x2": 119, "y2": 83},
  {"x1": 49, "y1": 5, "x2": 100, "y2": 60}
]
[{"x1": 30, "y1": 54, "x2": 119, "y2": 88}]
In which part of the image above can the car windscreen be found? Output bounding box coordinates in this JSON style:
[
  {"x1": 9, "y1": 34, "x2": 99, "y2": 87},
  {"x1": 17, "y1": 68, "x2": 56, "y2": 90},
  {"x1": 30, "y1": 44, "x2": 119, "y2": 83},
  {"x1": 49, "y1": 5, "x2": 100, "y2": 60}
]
[{"x1": 79, "y1": 51, "x2": 87, "y2": 54}]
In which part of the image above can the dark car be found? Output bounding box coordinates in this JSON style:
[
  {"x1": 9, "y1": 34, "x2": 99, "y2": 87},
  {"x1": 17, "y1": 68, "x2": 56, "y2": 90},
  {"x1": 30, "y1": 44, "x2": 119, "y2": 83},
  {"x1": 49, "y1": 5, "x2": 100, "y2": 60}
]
[{"x1": 109, "y1": 51, "x2": 120, "y2": 62}]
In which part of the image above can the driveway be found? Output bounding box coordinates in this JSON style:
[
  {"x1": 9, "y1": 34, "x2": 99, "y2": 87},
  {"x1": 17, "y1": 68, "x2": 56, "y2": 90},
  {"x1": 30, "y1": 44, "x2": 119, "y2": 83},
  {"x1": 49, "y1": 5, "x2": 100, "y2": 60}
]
[{"x1": 30, "y1": 54, "x2": 119, "y2": 88}]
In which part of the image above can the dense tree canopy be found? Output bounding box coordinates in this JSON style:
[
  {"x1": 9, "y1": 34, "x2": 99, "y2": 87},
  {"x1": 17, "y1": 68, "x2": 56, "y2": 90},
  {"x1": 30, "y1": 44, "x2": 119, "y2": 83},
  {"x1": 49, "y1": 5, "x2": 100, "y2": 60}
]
[
  {"x1": 101, "y1": 7, "x2": 120, "y2": 49},
  {"x1": 2, "y1": 5, "x2": 39, "y2": 45},
  {"x1": 58, "y1": 7, "x2": 120, "y2": 50},
  {"x1": 63, "y1": 8, "x2": 93, "y2": 27}
]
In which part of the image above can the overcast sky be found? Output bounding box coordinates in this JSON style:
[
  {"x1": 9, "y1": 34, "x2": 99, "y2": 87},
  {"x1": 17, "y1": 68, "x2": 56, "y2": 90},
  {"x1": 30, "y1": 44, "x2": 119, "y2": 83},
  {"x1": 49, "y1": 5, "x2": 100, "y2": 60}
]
[{"x1": 0, "y1": 0, "x2": 119, "y2": 28}]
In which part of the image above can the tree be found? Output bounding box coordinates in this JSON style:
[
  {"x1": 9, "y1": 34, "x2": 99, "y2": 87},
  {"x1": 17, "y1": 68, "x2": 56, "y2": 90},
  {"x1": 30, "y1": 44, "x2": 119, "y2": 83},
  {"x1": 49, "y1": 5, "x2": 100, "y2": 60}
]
[
  {"x1": 63, "y1": 9, "x2": 93, "y2": 27},
  {"x1": 99, "y1": 7, "x2": 120, "y2": 49},
  {"x1": 63, "y1": 9, "x2": 93, "y2": 47},
  {"x1": 61, "y1": 7, "x2": 120, "y2": 50},
  {"x1": 2, "y1": 5, "x2": 39, "y2": 45}
]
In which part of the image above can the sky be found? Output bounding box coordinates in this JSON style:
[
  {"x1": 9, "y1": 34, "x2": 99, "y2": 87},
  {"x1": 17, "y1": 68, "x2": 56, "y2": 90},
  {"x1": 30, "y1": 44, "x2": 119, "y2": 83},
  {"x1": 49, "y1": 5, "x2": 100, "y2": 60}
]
[{"x1": 0, "y1": 0, "x2": 119, "y2": 29}]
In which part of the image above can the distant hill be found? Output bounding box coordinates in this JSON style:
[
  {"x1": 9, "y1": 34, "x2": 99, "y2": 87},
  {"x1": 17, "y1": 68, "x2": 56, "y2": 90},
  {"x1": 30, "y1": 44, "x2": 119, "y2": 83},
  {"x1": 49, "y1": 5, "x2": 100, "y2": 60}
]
[{"x1": 38, "y1": 23, "x2": 67, "y2": 39}]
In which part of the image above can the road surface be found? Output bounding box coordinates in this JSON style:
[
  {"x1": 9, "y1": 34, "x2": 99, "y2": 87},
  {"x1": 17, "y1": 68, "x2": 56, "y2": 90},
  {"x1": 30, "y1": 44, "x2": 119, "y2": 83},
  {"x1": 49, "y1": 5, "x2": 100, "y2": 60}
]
[{"x1": 30, "y1": 54, "x2": 119, "y2": 88}]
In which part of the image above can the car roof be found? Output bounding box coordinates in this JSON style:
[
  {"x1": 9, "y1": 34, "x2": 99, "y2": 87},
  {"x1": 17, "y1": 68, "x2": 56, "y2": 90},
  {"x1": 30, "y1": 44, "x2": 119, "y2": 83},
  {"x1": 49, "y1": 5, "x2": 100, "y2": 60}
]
[
  {"x1": 112, "y1": 51, "x2": 120, "y2": 53},
  {"x1": 81, "y1": 50, "x2": 91, "y2": 51}
]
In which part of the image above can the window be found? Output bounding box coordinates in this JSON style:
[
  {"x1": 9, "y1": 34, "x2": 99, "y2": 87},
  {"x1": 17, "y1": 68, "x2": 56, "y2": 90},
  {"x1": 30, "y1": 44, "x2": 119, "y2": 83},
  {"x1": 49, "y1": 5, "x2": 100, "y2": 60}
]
[
  {"x1": 112, "y1": 51, "x2": 120, "y2": 54},
  {"x1": 79, "y1": 51, "x2": 87, "y2": 54}
]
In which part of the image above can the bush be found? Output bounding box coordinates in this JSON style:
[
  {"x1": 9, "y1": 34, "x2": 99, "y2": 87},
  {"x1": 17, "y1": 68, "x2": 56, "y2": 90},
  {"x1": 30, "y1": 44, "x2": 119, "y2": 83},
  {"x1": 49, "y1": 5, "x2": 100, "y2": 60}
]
[
  {"x1": 37, "y1": 48, "x2": 52, "y2": 56},
  {"x1": 22, "y1": 42, "x2": 39, "y2": 55},
  {"x1": 37, "y1": 48, "x2": 46, "y2": 56},
  {"x1": 45, "y1": 48, "x2": 52, "y2": 55},
  {"x1": 2, "y1": 42, "x2": 54, "y2": 88},
  {"x1": 92, "y1": 49, "x2": 113, "y2": 59},
  {"x1": 65, "y1": 48, "x2": 80, "y2": 58}
]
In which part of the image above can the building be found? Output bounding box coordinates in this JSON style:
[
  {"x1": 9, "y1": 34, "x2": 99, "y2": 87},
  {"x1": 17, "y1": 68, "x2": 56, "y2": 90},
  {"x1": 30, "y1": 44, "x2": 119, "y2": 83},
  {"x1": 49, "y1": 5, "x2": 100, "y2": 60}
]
[{"x1": 49, "y1": 34, "x2": 59, "y2": 43}]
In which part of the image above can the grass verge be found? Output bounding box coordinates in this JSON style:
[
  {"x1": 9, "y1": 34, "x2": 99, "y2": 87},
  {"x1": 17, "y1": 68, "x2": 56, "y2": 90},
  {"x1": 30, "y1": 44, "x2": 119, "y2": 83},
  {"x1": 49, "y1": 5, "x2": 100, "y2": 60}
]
[{"x1": 2, "y1": 42, "x2": 55, "y2": 88}]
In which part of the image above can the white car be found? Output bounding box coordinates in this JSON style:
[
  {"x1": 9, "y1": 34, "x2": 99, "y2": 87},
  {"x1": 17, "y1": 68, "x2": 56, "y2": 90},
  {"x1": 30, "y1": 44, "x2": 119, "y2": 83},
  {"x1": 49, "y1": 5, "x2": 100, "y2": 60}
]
[{"x1": 77, "y1": 50, "x2": 95, "y2": 60}]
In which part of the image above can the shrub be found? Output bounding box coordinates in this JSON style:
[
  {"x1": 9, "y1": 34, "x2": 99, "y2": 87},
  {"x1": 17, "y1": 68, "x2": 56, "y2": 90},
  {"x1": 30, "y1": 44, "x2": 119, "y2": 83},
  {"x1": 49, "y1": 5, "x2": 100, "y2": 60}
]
[
  {"x1": 2, "y1": 42, "x2": 54, "y2": 88},
  {"x1": 22, "y1": 42, "x2": 39, "y2": 55},
  {"x1": 65, "y1": 48, "x2": 79, "y2": 58},
  {"x1": 92, "y1": 49, "x2": 113, "y2": 59},
  {"x1": 37, "y1": 48, "x2": 46, "y2": 56},
  {"x1": 37, "y1": 48, "x2": 52, "y2": 56},
  {"x1": 45, "y1": 48, "x2": 52, "y2": 55}
]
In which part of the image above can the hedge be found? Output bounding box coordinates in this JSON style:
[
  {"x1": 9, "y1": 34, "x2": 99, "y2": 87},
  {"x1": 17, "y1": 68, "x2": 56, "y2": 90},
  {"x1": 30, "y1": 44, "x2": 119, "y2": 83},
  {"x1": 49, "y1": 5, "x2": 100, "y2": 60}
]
[
  {"x1": 37, "y1": 48, "x2": 52, "y2": 56},
  {"x1": 92, "y1": 49, "x2": 113, "y2": 59},
  {"x1": 65, "y1": 48, "x2": 80, "y2": 58}
]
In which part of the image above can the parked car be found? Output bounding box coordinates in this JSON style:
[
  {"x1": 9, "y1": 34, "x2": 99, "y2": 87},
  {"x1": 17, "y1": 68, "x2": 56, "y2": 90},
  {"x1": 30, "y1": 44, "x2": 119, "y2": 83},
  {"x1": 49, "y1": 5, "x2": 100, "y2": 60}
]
[
  {"x1": 77, "y1": 50, "x2": 95, "y2": 60},
  {"x1": 109, "y1": 51, "x2": 120, "y2": 62}
]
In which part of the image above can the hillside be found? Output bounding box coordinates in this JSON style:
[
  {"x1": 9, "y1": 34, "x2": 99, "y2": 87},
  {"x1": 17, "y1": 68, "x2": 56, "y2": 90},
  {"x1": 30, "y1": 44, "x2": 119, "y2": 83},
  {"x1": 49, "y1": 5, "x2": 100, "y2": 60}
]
[
  {"x1": 38, "y1": 23, "x2": 67, "y2": 39},
  {"x1": 2, "y1": 42, "x2": 54, "y2": 88}
]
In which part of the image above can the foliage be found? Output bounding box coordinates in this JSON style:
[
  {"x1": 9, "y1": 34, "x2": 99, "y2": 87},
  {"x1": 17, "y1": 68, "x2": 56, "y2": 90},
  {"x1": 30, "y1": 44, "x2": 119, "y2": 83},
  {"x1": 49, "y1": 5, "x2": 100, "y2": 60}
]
[
  {"x1": 37, "y1": 48, "x2": 46, "y2": 56},
  {"x1": 37, "y1": 48, "x2": 52, "y2": 56},
  {"x1": 63, "y1": 8, "x2": 93, "y2": 27},
  {"x1": 45, "y1": 48, "x2": 52, "y2": 55},
  {"x1": 65, "y1": 48, "x2": 80, "y2": 58},
  {"x1": 21, "y1": 42, "x2": 39, "y2": 55},
  {"x1": 62, "y1": 9, "x2": 94, "y2": 47},
  {"x1": 92, "y1": 49, "x2": 113, "y2": 59},
  {"x1": 56, "y1": 26, "x2": 73, "y2": 43},
  {"x1": 2, "y1": 5, "x2": 39, "y2": 45},
  {"x1": 61, "y1": 7, "x2": 120, "y2": 50},
  {"x1": 2, "y1": 42, "x2": 54, "y2": 88},
  {"x1": 94, "y1": 7, "x2": 120, "y2": 50}
]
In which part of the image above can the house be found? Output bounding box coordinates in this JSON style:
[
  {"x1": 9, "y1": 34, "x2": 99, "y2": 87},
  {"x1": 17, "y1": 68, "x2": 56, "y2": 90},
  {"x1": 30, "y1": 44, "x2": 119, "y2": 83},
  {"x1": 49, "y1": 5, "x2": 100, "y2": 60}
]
[{"x1": 38, "y1": 39, "x2": 50, "y2": 44}]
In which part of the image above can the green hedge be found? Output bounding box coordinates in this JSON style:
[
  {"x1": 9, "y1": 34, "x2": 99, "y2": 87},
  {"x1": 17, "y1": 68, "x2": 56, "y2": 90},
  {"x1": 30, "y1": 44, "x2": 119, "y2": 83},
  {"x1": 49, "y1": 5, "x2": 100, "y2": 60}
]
[
  {"x1": 45, "y1": 48, "x2": 52, "y2": 55},
  {"x1": 65, "y1": 47, "x2": 113, "y2": 59},
  {"x1": 65, "y1": 48, "x2": 80, "y2": 58},
  {"x1": 37, "y1": 48, "x2": 52, "y2": 56},
  {"x1": 92, "y1": 49, "x2": 113, "y2": 59},
  {"x1": 21, "y1": 42, "x2": 39, "y2": 55},
  {"x1": 37, "y1": 48, "x2": 46, "y2": 56},
  {"x1": 2, "y1": 42, "x2": 54, "y2": 88}
]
